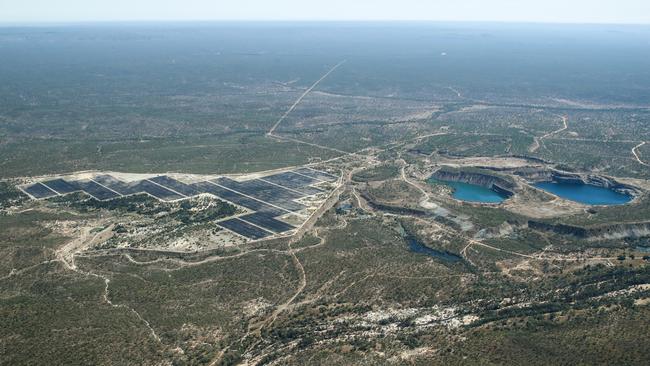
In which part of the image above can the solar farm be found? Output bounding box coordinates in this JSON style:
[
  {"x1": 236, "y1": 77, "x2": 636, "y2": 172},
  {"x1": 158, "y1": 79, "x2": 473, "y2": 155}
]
[{"x1": 19, "y1": 167, "x2": 339, "y2": 241}]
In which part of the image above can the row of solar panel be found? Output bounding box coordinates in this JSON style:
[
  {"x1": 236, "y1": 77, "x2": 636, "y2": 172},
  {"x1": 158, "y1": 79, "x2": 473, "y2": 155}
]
[
  {"x1": 240, "y1": 211, "x2": 295, "y2": 233},
  {"x1": 216, "y1": 211, "x2": 297, "y2": 240},
  {"x1": 23, "y1": 180, "x2": 298, "y2": 240},
  {"x1": 217, "y1": 218, "x2": 272, "y2": 240},
  {"x1": 22, "y1": 177, "x2": 186, "y2": 201},
  {"x1": 94, "y1": 175, "x2": 185, "y2": 200},
  {"x1": 190, "y1": 181, "x2": 286, "y2": 215},
  {"x1": 22, "y1": 176, "x2": 329, "y2": 214},
  {"x1": 21, "y1": 180, "x2": 122, "y2": 201},
  {"x1": 213, "y1": 177, "x2": 306, "y2": 212},
  {"x1": 22, "y1": 167, "x2": 336, "y2": 201},
  {"x1": 21, "y1": 167, "x2": 337, "y2": 239},
  {"x1": 293, "y1": 167, "x2": 337, "y2": 182},
  {"x1": 208, "y1": 166, "x2": 337, "y2": 239}
]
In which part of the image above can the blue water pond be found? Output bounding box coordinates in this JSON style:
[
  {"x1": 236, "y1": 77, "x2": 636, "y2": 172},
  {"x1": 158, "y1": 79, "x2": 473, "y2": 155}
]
[
  {"x1": 534, "y1": 181, "x2": 631, "y2": 206},
  {"x1": 430, "y1": 179, "x2": 508, "y2": 204}
]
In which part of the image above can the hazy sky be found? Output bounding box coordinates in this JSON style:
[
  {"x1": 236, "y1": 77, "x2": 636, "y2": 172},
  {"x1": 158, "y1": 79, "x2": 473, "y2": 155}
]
[{"x1": 1, "y1": 0, "x2": 650, "y2": 24}]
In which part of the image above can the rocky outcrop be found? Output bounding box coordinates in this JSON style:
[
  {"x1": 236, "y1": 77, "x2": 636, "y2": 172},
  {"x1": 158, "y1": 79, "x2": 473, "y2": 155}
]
[
  {"x1": 583, "y1": 175, "x2": 638, "y2": 196},
  {"x1": 528, "y1": 220, "x2": 650, "y2": 240},
  {"x1": 431, "y1": 169, "x2": 515, "y2": 197},
  {"x1": 361, "y1": 192, "x2": 463, "y2": 231},
  {"x1": 474, "y1": 221, "x2": 524, "y2": 239},
  {"x1": 492, "y1": 184, "x2": 515, "y2": 198},
  {"x1": 528, "y1": 221, "x2": 588, "y2": 238},
  {"x1": 364, "y1": 199, "x2": 429, "y2": 217},
  {"x1": 512, "y1": 167, "x2": 554, "y2": 181},
  {"x1": 507, "y1": 155, "x2": 552, "y2": 164}
]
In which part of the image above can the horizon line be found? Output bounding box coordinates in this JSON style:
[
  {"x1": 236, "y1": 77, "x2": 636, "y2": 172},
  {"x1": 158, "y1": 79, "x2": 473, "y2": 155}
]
[{"x1": 1, "y1": 19, "x2": 650, "y2": 27}]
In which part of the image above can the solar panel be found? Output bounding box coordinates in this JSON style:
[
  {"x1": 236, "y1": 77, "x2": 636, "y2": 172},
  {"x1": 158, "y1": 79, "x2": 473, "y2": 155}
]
[
  {"x1": 20, "y1": 166, "x2": 336, "y2": 241},
  {"x1": 148, "y1": 176, "x2": 198, "y2": 196},
  {"x1": 212, "y1": 177, "x2": 307, "y2": 211},
  {"x1": 218, "y1": 218, "x2": 273, "y2": 239},
  {"x1": 191, "y1": 181, "x2": 285, "y2": 214},
  {"x1": 138, "y1": 180, "x2": 185, "y2": 201},
  {"x1": 263, "y1": 171, "x2": 319, "y2": 188},
  {"x1": 239, "y1": 212, "x2": 295, "y2": 233},
  {"x1": 93, "y1": 175, "x2": 141, "y2": 195},
  {"x1": 75, "y1": 181, "x2": 121, "y2": 201},
  {"x1": 259, "y1": 176, "x2": 323, "y2": 196},
  {"x1": 41, "y1": 179, "x2": 80, "y2": 194},
  {"x1": 293, "y1": 168, "x2": 338, "y2": 182},
  {"x1": 22, "y1": 183, "x2": 58, "y2": 199},
  {"x1": 240, "y1": 179, "x2": 304, "y2": 199}
]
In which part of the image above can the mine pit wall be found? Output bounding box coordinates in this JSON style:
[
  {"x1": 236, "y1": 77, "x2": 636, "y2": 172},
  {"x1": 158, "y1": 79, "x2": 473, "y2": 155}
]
[
  {"x1": 431, "y1": 170, "x2": 515, "y2": 198},
  {"x1": 360, "y1": 192, "x2": 463, "y2": 231},
  {"x1": 513, "y1": 168, "x2": 639, "y2": 196},
  {"x1": 528, "y1": 220, "x2": 650, "y2": 241},
  {"x1": 491, "y1": 184, "x2": 515, "y2": 198},
  {"x1": 362, "y1": 197, "x2": 429, "y2": 217}
]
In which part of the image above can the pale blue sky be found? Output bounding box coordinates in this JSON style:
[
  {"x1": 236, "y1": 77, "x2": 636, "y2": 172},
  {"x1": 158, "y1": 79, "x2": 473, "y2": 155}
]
[{"x1": 1, "y1": 0, "x2": 649, "y2": 24}]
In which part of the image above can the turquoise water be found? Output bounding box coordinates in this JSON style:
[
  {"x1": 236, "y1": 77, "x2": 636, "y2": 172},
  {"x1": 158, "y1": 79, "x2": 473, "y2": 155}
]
[
  {"x1": 430, "y1": 179, "x2": 508, "y2": 203},
  {"x1": 534, "y1": 182, "x2": 632, "y2": 205}
]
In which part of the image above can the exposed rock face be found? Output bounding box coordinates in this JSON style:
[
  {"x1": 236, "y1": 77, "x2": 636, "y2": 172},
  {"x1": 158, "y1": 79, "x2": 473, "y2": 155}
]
[
  {"x1": 508, "y1": 155, "x2": 551, "y2": 164},
  {"x1": 363, "y1": 197, "x2": 430, "y2": 217},
  {"x1": 360, "y1": 192, "x2": 466, "y2": 231},
  {"x1": 431, "y1": 170, "x2": 515, "y2": 197},
  {"x1": 528, "y1": 220, "x2": 650, "y2": 240},
  {"x1": 527, "y1": 221, "x2": 588, "y2": 238},
  {"x1": 474, "y1": 221, "x2": 522, "y2": 239},
  {"x1": 492, "y1": 184, "x2": 514, "y2": 198},
  {"x1": 583, "y1": 175, "x2": 638, "y2": 196},
  {"x1": 514, "y1": 168, "x2": 639, "y2": 196}
]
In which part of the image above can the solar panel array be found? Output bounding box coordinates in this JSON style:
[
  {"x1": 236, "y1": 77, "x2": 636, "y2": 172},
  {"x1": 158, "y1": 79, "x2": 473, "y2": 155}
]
[{"x1": 20, "y1": 167, "x2": 338, "y2": 240}]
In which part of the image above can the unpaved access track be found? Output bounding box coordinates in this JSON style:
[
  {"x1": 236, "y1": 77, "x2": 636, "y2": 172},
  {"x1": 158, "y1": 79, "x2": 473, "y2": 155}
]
[
  {"x1": 268, "y1": 60, "x2": 346, "y2": 135},
  {"x1": 530, "y1": 115, "x2": 568, "y2": 153},
  {"x1": 632, "y1": 141, "x2": 649, "y2": 167}
]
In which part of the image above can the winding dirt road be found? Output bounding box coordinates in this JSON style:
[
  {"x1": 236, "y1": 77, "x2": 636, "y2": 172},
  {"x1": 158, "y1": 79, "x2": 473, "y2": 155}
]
[
  {"x1": 530, "y1": 115, "x2": 568, "y2": 153},
  {"x1": 632, "y1": 141, "x2": 649, "y2": 167}
]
